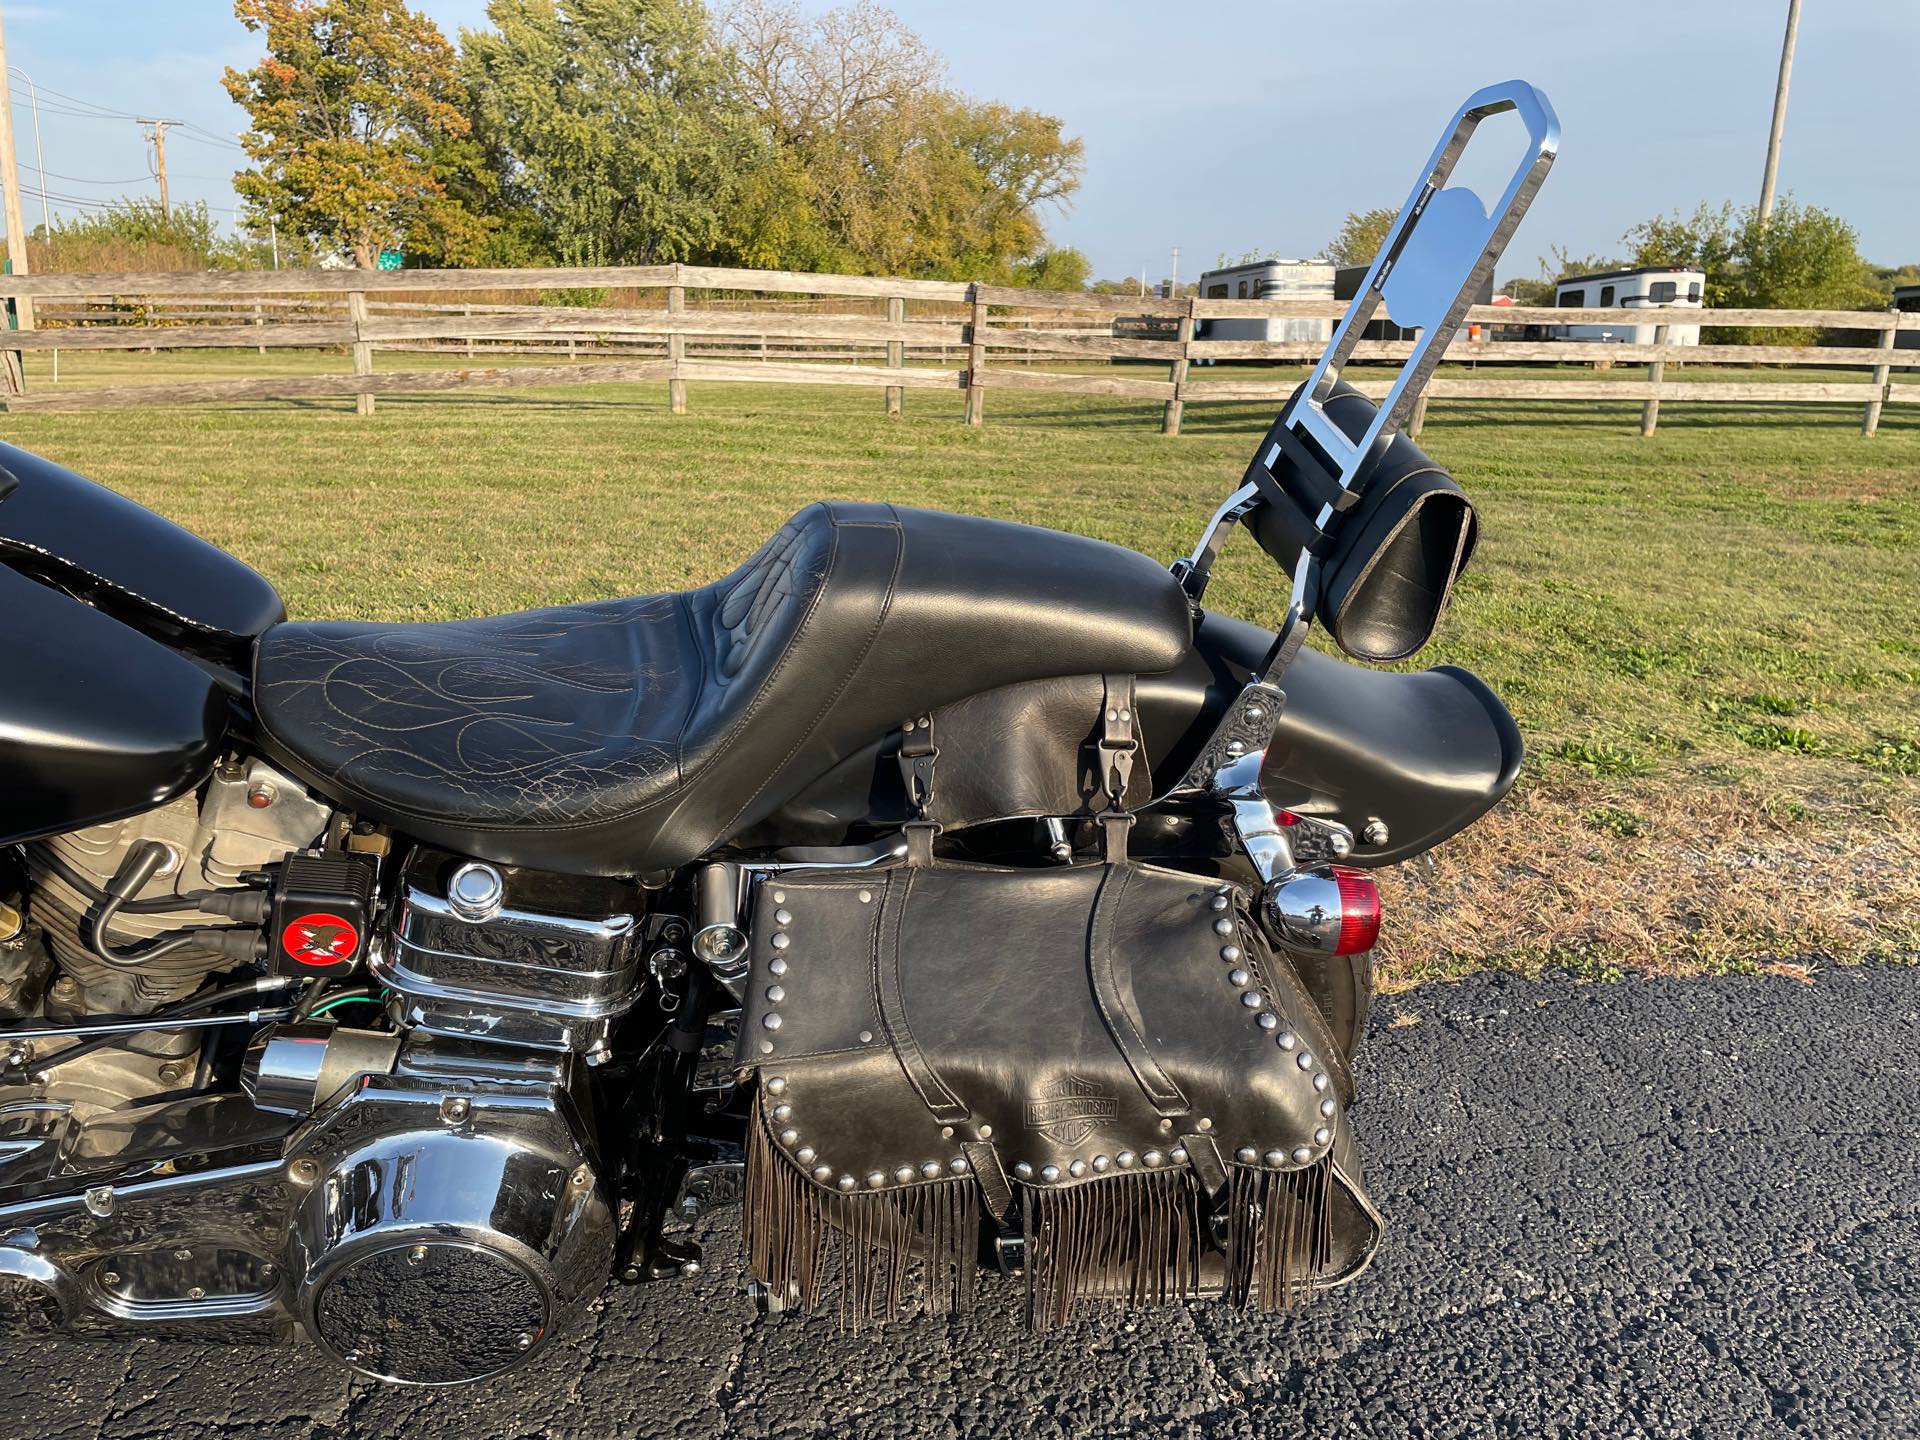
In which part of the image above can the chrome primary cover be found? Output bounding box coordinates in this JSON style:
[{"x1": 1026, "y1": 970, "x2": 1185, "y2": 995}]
[{"x1": 284, "y1": 1037, "x2": 614, "y2": 1385}]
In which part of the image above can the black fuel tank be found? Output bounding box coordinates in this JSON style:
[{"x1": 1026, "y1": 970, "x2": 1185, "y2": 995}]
[
  {"x1": 0, "y1": 441, "x2": 283, "y2": 664},
  {"x1": 0, "y1": 564, "x2": 227, "y2": 846}
]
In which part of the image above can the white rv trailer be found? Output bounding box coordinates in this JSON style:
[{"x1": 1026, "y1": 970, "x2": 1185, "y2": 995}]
[
  {"x1": 1191, "y1": 259, "x2": 1336, "y2": 362},
  {"x1": 1552, "y1": 266, "x2": 1705, "y2": 345},
  {"x1": 1894, "y1": 284, "x2": 1919, "y2": 352}
]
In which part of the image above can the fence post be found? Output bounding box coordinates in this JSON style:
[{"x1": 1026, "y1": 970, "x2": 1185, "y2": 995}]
[
  {"x1": 885, "y1": 295, "x2": 905, "y2": 417},
  {"x1": 347, "y1": 289, "x2": 373, "y2": 416},
  {"x1": 1863, "y1": 312, "x2": 1896, "y2": 437},
  {"x1": 463, "y1": 303, "x2": 475, "y2": 359},
  {"x1": 964, "y1": 286, "x2": 986, "y2": 425},
  {"x1": 1408, "y1": 393, "x2": 1431, "y2": 439},
  {"x1": 254, "y1": 299, "x2": 265, "y2": 356},
  {"x1": 667, "y1": 267, "x2": 687, "y2": 415},
  {"x1": 1162, "y1": 299, "x2": 1195, "y2": 435},
  {"x1": 1640, "y1": 322, "x2": 1669, "y2": 437}
]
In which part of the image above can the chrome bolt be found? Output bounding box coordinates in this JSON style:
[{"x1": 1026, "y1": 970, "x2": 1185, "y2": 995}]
[
  {"x1": 187, "y1": 1286, "x2": 206, "y2": 1301},
  {"x1": 101, "y1": 1271, "x2": 120, "y2": 1286},
  {"x1": 1213, "y1": 918, "x2": 1234, "y2": 937},
  {"x1": 517, "y1": 1332, "x2": 535, "y2": 1352},
  {"x1": 173, "y1": 1248, "x2": 193, "y2": 1261},
  {"x1": 1210, "y1": 893, "x2": 1230, "y2": 912},
  {"x1": 440, "y1": 1096, "x2": 472, "y2": 1123},
  {"x1": 408, "y1": 1245, "x2": 429, "y2": 1265},
  {"x1": 765, "y1": 1076, "x2": 787, "y2": 1094},
  {"x1": 570, "y1": 1164, "x2": 593, "y2": 1188},
  {"x1": 288, "y1": 1157, "x2": 319, "y2": 1185},
  {"x1": 84, "y1": 1185, "x2": 114, "y2": 1217}
]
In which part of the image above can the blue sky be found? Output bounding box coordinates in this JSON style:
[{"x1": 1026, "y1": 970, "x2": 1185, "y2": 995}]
[{"x1": 3, "y1": 0, "x2": 1913, "y2": 285}]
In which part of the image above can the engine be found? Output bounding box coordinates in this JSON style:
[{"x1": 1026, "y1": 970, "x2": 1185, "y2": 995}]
[{"x1": 0, "y1": 772, "x2": 653, "y2": 1384}]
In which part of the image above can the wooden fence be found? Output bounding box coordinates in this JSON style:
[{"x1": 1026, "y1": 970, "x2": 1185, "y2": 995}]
[{"x1": 1, "y1": 263, "x2": 1915, "y2": 436}]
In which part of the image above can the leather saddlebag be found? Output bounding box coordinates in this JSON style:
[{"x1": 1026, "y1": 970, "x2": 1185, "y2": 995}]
[{"x1": 736, "y1": 861, "x2": 1382, "y2": 1329}]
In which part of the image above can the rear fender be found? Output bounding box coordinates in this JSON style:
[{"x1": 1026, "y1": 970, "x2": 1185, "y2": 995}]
[{"x1": 1139, "y1": 611, "x2": 1522, "y2": 866}]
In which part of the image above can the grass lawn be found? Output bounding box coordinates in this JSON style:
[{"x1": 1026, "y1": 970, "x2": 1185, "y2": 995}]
[{"x1": 5, "y1": 349, "x2": 1917, "y2": 986}]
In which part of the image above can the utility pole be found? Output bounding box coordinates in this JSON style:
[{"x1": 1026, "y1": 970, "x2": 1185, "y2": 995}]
[
  {"x1": 1170, "y1": 245, "x2": 1180, "y2": 296},
  {"x1": 140, "y1": 117, "x2": 182, "y2": 218},
  {"x1": 1757, "y1": 0, "x2": 1802, "y2": 223},
  {"x1": 0, "y1": 6, "x2": 34, "y2": 329}
]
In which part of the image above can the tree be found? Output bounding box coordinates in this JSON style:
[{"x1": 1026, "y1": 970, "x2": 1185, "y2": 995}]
[
  {"x1": 721, "y1": 0, "x2": 1083, "y2": 280},
  {"x1": 1624, "y1": 197, "x2": 1880, "y2": 341},
  {"x1": 462, "y1": 0, "x2": 779, "y2": 268},
  {"x1": 1321, "y1": 207, "x2": 1397, "y2": 267},
  {"x1": 224, "y1": 0, "x2": 486, "y2": 267}
]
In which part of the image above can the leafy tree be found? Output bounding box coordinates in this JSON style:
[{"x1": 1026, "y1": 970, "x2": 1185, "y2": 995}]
[
  {"x1": 1624, "y1": 197, "x2": 1880, "y2": 341},
  {"x1": 224, "y1": 0, "x2": 487, "y2": 268},
  {"x1": 462, "y1": 0, "x2": 779, "y2": 268},
  {"x1": 1321, "y1": 207, "x2": 1397, "y2": 267},
  {"x1": 722, "y1": 0, "x2": 1083, "y2": 280},
  {"x1": 1013, "y1": 248, "x2": 1091, "y2": 292}
]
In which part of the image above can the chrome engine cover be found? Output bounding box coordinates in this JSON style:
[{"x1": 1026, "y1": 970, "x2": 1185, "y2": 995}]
[{"x1": 0, "y1": 1033, "x2": 615, "y2": 1386}]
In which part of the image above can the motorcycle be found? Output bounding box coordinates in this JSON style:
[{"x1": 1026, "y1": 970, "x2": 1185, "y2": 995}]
[{"x1": 0, "y1": 84, "x2": 1555, "y2": 1382}]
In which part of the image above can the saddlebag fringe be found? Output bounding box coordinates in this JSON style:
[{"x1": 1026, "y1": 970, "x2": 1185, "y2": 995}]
[
  {"x1": 1221, "y1": 1157, "x2": 1337, "y2": 1312},
  {"x1": 745, "y1": 1107, "x2": 978, "y2": 1330},
  {"x1": 1019, "y1": 1167, "x2": 1203, "y2": 1329},
  {"x1": 748, "y1": 1104, "x2": 1341, "y2": 1330}
]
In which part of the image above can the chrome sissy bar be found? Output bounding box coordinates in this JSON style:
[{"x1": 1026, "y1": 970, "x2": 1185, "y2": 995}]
[{"x1": 1166, "y1": 81, "x2": 1561, "y2": 887}]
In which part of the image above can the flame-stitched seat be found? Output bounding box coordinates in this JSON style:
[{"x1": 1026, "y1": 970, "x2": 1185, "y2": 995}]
[{"x1": 252, "y1": 502, "x2": 1192, "y2": 876}]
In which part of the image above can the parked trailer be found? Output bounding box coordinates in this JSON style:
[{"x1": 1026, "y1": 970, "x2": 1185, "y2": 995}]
[
  {"x1": 1191, "y1": 259, "x2": 1335, "y2": 362},
  {"x1": 1552, "y1": 266, "x2": 1705, "y2": 345},
  {"x1": 1895, "y1": 284, "x2": 1919, "y2": 351}
]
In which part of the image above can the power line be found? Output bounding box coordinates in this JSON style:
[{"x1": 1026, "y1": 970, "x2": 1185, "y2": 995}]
[{"x1": 24, "y1": 164, "x2": 154, "y2": 185}]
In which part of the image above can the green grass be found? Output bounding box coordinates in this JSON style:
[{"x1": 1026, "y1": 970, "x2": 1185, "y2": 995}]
[{"x1": 7, "y1": 348, "x2": 1918, "y2": 975}]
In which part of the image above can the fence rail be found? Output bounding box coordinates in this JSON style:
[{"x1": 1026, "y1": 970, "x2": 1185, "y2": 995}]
[{"x1": 2, "y1": 263, "x2": 1915, "y2": 435}]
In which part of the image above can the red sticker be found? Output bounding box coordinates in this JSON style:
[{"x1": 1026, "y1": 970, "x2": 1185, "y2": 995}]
[{"x1": 281, "y1": 912, "x2": 361, "y2": 968}]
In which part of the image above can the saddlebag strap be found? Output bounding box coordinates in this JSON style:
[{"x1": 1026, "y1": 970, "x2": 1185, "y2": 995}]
[
  {"x1": 964, "y1": 1140, "x2": 1017, "y2": 1224},
  {"x1": 1097, "y1": 674, "x2": 1137, "y2": 863},
  {"x1": 898, "y1": 712, "x2": 940, "y2": 867},
  {"x1": 1087, "y1": 865, "x2": 1187, "y2": 1116},
  {"x1": 873, "y1": 869, "x2": 969, "y2": 1124},
  {"x1": 1183, "y1": 1133, "x2": 1229, "y2": 1199}
]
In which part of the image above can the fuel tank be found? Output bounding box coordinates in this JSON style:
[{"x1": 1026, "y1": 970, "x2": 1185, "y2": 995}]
[
  {"x1": 0, "y1": 564, "x2": 227, "y2": 847},
  {"x1": 0, "y1": 441, "x2": 283, "y2": 665}
]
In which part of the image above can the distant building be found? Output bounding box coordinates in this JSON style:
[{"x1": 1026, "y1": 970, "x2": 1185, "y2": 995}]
[
  {"x1": 1894, "y1": 284, "x2": 1919, "y2": 351},
  {"x1": 1551, "y1": 266, "x2": 1705, "y2": 345},
  {"x1": 1190, "y1": 260, "x2": 1336, "y2": 363}
]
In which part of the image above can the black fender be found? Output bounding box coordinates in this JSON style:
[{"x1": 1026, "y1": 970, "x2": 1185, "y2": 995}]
[{"x1": 1139, "y1": 610, "x2": 1523, "y2": 866}]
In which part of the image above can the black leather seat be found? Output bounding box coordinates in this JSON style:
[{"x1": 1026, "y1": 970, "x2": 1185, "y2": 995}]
[{"x1": 253, "y1": 502, "x2": 1192, "y2": 876}]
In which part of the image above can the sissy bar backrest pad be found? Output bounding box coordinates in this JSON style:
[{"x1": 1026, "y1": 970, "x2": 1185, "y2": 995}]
[{"x1": 735, "y1": 860, "x2": 1383, "y2": 1330}]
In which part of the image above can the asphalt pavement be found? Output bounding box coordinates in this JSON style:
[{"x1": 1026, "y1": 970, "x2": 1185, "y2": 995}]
[{"x1": 4, "y1": 964, "x2": 1916, "y2": 1439}]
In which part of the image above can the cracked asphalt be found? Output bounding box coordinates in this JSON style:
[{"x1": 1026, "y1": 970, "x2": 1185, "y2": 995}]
[{"x1": 4, "y1": 964, "x2": 1915, "y2": 1439}]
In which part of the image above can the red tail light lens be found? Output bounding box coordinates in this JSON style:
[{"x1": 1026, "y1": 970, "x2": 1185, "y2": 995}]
[{"x1": 1331, "y1": 866, "x2": 1381, "y2": 955}]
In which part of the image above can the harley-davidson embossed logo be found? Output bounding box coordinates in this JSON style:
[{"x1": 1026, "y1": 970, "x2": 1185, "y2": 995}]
[
  {"x1": 281, "y1": 912, "x2": 361, "y2": 968},
  {"x1": 1025, "y1": 1074, "x2": 1117, "y2": 1145}
]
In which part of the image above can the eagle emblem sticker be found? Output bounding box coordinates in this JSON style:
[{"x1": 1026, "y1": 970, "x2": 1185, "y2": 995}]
[
  {"x1": 1025, "y1": 1074, "x2": 1118, "y2": 1146},
  {"x1": 281, "y1": 912, "x2": 361, "y2": 968}
]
